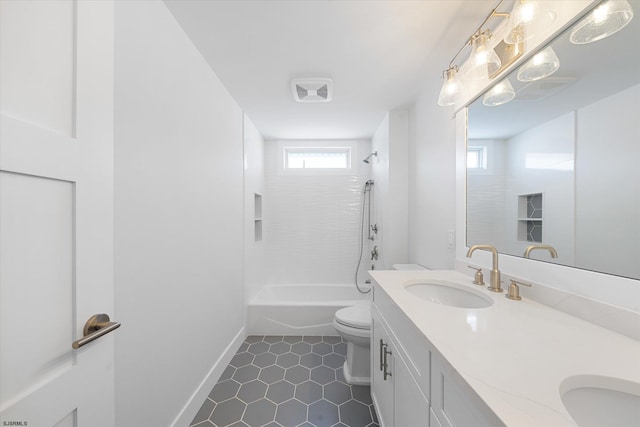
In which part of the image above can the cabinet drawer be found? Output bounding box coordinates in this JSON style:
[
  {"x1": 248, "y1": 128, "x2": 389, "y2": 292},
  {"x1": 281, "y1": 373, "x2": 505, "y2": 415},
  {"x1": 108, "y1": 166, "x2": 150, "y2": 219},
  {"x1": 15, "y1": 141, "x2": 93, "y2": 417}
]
[{"x1": 373, "y1": 283, "x2": 430, "y2": 401}]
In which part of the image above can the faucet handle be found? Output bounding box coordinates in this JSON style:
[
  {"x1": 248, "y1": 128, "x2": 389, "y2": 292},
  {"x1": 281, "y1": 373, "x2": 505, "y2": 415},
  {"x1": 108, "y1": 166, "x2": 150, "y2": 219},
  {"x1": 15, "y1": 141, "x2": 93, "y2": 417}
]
[
  {"x1": 506, "y1": 279, "x2": 532, "y2": 301},
  {"x1": 467, "y1": 266, "x2": 485, "y2": 286}
]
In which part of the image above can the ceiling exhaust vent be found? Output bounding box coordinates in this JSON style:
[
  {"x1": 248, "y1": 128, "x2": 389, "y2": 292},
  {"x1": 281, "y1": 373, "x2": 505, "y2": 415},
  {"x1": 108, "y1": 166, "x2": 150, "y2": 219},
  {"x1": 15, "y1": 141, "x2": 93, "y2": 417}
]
[{"x1": 291, "y1": 78, "x2": 333, "y2": 102}]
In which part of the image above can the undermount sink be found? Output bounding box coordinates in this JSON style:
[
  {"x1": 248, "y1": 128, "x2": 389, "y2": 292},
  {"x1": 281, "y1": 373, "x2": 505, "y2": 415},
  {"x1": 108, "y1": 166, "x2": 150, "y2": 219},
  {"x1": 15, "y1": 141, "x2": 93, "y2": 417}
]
[
  {"x1": 404, "y1": 280, "x2": 493, "y2": 308},
  {"x1": 560, "y1": 375, "x2": 640, "y2": 427}
]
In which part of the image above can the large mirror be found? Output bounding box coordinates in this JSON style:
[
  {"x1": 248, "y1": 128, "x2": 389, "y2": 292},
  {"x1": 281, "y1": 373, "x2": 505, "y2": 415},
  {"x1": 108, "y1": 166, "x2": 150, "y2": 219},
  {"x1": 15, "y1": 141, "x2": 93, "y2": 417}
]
[{"x1": 467, "y1": 1, "x2": 640, "y2": 280}]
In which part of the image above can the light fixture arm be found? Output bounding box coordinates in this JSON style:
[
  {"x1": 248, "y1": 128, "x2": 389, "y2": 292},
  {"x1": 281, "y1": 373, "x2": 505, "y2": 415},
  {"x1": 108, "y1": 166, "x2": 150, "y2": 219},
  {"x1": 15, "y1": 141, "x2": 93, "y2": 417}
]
[{"x1": 445, "y1": 0, "x2": 510, "y2": 69}]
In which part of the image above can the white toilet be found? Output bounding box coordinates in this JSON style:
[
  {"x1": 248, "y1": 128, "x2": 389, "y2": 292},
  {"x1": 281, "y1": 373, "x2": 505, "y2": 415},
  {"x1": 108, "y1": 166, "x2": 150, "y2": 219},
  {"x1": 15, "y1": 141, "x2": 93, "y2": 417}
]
[
  {"x1": 333, "y1": 264, "x2": 427, "y2": 385},
  {"x1": 333, "y1": 303, "x2": 371, "y2": 385}
]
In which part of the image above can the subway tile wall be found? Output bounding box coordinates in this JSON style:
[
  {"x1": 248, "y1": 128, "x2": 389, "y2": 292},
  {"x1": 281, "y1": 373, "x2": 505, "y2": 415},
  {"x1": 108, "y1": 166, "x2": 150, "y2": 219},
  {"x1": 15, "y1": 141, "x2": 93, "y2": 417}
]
[{"x1": 264, "y1": 140, "x2": 372, "y2": 285}]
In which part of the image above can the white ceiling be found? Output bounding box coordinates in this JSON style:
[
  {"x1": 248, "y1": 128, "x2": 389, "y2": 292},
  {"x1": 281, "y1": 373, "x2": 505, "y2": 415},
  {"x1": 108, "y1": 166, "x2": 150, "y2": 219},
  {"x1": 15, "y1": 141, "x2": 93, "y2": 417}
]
[{"x1": 163, "y1": 0, "x2": 495, "y2": 140}]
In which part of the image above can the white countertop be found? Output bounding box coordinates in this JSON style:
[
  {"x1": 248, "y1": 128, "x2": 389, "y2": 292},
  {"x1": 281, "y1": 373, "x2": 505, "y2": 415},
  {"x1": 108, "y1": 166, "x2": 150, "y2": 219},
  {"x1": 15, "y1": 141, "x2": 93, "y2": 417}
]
[{"x1": 369, "y1": 269, "x2": 640, "y2": 427}]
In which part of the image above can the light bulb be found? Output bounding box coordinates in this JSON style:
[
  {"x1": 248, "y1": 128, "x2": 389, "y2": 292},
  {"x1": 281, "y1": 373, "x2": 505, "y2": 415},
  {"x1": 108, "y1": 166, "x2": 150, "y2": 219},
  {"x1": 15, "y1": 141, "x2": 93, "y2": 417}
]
[
  {"x1": 517, "y1": 46, "x2": 560, "y2": 82},
  {"x1": 437, "y1": 67, "x2": 461, "y2": 107},
  {"x1": 570, "y1": 0, "x2": 634, "y2": 44},
  {"x1": 505, "y1": 0, "x2": 557, "y2": 44},
  {"x1": 483, "y1": 79, "x2": 515, "y2": 106},
  {"x1": 594, "y1": 3, "x2": 611, "y2": 24},
  {"x1": 466, "y1": 32, "x2": 501, "y2": 80},
  {"x1": 519, "y1": 2, "x2": 536, "y2": 23}
]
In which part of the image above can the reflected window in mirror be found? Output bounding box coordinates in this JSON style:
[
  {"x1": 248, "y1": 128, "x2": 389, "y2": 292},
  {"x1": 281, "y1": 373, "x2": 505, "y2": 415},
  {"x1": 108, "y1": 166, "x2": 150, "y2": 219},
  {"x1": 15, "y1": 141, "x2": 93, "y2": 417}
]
[{"x1": 467, "y1": 146, "x2": 487, "y2": 170}]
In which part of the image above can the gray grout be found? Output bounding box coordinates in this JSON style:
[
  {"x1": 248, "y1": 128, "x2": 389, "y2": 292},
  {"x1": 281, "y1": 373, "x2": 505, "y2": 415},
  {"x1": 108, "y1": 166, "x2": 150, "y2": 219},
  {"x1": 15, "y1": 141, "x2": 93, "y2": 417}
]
[{"x1": 190, "y1": 336, "x2": 379, "y2": 427}]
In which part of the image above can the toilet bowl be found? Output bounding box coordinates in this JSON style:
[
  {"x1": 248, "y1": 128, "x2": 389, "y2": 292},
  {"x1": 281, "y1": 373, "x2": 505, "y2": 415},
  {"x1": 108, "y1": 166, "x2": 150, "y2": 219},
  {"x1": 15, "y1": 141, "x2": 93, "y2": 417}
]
[{"x1": 333, "y1": 303, "x2": 371, "y2": 385}]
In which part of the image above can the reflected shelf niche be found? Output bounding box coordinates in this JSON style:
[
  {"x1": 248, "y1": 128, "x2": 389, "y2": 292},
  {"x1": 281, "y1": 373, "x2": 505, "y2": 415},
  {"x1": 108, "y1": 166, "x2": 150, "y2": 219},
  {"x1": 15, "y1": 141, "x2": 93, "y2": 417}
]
[{"x1": 517, "y1": 193, "x2": 543, "y2": 243}]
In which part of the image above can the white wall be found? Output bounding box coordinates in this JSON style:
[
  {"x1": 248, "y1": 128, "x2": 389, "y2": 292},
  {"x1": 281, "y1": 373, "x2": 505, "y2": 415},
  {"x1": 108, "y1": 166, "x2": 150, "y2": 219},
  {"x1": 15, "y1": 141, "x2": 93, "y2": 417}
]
[
  {"x1": 114, "y1": 2, "x2": 244, "y2": 426},
  {"x1": 371, "y1": 110, "x2": 409, "y2": 269},
  {"x1": 408, "y1": 82, "x2": 457, "y2": 269},
  {"x1": 264, "y1": 140, "x2": 371, "y2": 285},
  {"x1": 244, "y1": 115, "x2": 266, "y2": 302},
  {"x1": 575, "y1": 84, "x2": 640, "y2": 278}
]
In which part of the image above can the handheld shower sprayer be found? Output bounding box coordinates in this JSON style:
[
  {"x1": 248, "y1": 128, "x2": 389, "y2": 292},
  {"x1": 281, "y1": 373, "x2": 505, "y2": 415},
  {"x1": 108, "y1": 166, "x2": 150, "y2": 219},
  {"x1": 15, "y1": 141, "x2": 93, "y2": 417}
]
[
  {"x1": 362, "y1": 151, "x2": 378, "y2": 164},
  {"x1": 355, "y1": 178, "x2": 375, "y2": 294}
]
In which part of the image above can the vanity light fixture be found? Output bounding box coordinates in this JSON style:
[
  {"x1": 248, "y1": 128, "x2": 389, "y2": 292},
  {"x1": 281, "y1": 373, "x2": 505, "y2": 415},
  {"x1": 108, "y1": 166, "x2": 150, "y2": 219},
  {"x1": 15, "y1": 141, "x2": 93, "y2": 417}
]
[
  {"x1": 437, "y1": 66, "x2": 462, "y2": 106},
  {"x1": 482, "y1": 78, "x2": 515, "y2": 106},
  {"x1": 517, "y1": 46, "x2": 560, "y2": 82},
  {"x1": 504, "y1": 0, "x2": 557, "y2": 45},
  {"x1": 437, "y1": 0, "x2": 516, "y2": 107},
  {"x1": 467, "y1": 31, "x2": 502, "y2": 80},
  {"x1": 570, "y1": 0, "x2": 634, "y2": 44}
]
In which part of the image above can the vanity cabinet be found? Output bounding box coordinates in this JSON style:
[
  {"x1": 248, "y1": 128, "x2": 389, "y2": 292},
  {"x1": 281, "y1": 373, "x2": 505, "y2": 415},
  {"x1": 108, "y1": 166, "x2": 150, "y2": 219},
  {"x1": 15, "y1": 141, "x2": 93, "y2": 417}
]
[
  {"x1": 372, "y1": 283, "x2": 502, "y2": 427},
  {"x1": 371, "y1": 288, "x2": 430, "y2": 427}
]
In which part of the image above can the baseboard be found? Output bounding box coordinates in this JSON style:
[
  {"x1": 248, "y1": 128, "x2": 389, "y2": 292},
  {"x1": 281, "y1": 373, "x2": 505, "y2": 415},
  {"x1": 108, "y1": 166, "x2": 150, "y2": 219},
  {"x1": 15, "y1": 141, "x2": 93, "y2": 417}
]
[{"x1": 170, "y1": 327, "x2": 246, "y2": 427}]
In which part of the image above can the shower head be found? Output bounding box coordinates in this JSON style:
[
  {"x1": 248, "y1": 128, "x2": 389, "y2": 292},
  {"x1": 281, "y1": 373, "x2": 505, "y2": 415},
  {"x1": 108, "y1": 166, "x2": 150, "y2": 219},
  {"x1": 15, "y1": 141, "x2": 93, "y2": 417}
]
[{"x1": 363, "y1": 151, "x2": 378, "y2": 164}]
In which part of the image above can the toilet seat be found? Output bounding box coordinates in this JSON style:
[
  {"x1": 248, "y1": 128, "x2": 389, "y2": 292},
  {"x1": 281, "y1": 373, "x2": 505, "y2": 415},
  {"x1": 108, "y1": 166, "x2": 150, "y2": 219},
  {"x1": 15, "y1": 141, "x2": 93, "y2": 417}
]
[{"x1": 335, "y1": 304, "x2": 371, "y2": 330}]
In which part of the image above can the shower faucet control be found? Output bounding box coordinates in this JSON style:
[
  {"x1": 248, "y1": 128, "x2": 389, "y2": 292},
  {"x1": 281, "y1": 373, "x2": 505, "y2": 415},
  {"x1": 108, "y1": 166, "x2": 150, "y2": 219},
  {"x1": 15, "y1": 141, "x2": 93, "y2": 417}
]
[{"x1": 371, "y1": 246, "x2": 379, "y2": 261}]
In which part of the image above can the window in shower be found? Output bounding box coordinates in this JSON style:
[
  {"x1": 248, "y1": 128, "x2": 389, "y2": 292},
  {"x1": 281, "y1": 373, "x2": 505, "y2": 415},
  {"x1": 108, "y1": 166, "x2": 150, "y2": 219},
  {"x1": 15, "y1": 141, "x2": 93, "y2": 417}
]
[
  {"x1": 285, "y1": 147, "x2": 350, "y2": 169},
  {"x1": 278, "y1": 141, "x2": 357, "y2": 175}
]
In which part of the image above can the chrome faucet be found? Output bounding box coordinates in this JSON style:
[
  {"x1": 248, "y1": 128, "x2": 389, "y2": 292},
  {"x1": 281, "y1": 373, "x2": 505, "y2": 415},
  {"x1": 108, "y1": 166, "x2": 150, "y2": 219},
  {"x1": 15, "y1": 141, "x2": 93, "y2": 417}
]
[
  {"x1": 466, "y1": 244, "x2": 502, "y2": 292},
  {"x1": 523, "y1": 244, "x2": 558, "y2": 259}
]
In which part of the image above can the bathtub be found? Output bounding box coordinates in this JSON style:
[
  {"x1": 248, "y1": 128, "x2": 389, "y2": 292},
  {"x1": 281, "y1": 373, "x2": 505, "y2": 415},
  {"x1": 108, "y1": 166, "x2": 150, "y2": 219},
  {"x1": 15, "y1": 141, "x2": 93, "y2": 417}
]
[{"x1": 247, "y1": 284, "x2": 370, "y2": 336}]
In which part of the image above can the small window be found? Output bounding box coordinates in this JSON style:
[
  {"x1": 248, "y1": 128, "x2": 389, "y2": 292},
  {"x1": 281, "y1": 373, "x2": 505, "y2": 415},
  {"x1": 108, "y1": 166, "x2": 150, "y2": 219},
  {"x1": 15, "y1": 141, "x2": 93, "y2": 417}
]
[
  {"x1": 278, "y1": 141, "x2": 357, "y2": 175},
  {"x1": 467, "y1": 146, "x2": 487, "y2": 169},
  {"x1": 285, "y1": 147, "x2": 350, "y2": 169}
]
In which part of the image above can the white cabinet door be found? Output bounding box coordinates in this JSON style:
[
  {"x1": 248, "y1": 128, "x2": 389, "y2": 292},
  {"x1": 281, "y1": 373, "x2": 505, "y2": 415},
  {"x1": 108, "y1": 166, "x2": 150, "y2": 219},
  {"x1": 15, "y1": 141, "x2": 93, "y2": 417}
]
[
  {"x1": 431, "y1": 354, "x2": 503, "y2": 427},
  {"x1": 394, "y1": 350, "x2": 430, "y2": 427},
  {"x1": 371, "y1": 311, "x2": 394, "y2": 427},
  {"x1": 0, "y1": 1, "x2": 115, "y2": 426}
]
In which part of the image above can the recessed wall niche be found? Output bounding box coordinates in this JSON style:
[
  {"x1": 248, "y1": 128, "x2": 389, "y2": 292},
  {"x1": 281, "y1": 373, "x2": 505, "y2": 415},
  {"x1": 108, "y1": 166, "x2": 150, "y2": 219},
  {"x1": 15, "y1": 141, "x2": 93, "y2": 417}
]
[
  {"x1": 254, "y1": 193, "x2": 262, "y2": 243},
  {"x1": 517, "y1": 193, "x2": 542, "y2": 243}
]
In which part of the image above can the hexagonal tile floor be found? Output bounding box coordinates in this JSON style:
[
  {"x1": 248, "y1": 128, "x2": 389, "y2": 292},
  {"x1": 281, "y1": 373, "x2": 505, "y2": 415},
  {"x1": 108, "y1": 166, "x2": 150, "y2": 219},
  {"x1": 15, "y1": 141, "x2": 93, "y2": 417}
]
[{"x1": 190, "y1": 336, "x2": 379, "y2": 427}]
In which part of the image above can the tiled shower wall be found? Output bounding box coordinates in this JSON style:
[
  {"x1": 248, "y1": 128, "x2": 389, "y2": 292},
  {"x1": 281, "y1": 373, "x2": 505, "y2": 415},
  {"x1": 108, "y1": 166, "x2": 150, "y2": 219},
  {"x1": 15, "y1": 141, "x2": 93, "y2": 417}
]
[{"x1": 264, "y1": 140, "x2": 372, "y2": 285}]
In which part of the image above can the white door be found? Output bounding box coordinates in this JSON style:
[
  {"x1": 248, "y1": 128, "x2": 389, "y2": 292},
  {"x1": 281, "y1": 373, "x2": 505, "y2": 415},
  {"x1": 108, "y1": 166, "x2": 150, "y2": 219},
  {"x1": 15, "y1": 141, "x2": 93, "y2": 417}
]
[{"x1": 0, "y1": 1, "x2": 115, "y2": 426}]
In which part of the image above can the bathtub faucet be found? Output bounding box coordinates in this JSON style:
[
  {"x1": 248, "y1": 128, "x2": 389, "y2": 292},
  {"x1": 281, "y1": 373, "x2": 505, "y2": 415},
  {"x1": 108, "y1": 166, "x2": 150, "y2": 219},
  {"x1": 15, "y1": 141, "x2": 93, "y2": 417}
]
[{"x1": 371, "y1": 246, "x2": 378, "y2": 261}]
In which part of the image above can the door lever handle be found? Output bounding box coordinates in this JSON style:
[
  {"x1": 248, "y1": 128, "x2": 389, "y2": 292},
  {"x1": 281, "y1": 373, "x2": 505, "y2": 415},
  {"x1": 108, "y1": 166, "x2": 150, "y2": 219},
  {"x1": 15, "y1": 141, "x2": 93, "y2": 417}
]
[{"x1": 72, "y1": 314, "x2": 121, "y2": 349}]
